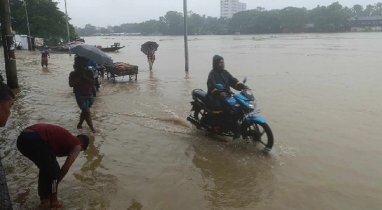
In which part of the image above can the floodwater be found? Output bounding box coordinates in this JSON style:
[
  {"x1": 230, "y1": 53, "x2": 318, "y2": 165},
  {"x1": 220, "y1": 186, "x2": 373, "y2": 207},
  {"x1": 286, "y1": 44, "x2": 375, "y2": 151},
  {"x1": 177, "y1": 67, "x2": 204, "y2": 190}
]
[{"x1": 1, "y1": 33, "x2": 382, "y2": 210}]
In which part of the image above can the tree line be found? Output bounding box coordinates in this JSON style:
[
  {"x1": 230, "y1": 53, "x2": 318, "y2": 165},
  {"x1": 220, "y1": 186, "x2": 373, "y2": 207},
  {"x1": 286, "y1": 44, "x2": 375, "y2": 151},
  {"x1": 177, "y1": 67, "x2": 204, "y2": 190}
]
[
  {"x1": 76, "y1": 2, "x2": 382, "y2": 36},
  {"x1": 4, "y1": 1, "x2": 382, "y2": 46}
]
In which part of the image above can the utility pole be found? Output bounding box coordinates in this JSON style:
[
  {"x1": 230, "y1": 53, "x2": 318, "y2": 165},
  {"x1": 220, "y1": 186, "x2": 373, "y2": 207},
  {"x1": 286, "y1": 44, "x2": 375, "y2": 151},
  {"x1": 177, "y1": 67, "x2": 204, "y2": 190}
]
[
  {"x1": 0, "y1": 0, "x2": 19, "y2": 88},
  {"x1": 24, "y1": 0, "x2": 32, "y2": 50},
  {"x1": 183, "y1": 0, "x2": 189, "y2": 72},
  {"x1": 64, "y1": 0, "x2": 71, "y2": 55}
]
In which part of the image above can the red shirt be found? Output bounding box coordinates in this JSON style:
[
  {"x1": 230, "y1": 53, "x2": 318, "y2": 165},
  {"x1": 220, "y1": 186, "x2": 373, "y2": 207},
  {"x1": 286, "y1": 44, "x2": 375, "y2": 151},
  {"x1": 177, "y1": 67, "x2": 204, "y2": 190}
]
[{"x1": 27, "y1": 124, "x2": 81, "y2": 157}]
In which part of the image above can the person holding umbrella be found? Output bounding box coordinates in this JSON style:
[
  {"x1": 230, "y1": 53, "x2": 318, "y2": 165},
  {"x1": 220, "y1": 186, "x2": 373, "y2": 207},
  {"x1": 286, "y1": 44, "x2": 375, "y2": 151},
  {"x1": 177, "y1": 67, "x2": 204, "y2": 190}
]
[
  {"x1": 69, "y1": 45, "x2": 113, "y2": 133},
  {"x1": 147, "y1": 44, "x2": 156, "y2": 71},
  {"x1": 69, "y1": 56, "x2": 96, "y2": 133},
  {"x1": 141, "y1": 41, "x2": 158, "y2": 71}
]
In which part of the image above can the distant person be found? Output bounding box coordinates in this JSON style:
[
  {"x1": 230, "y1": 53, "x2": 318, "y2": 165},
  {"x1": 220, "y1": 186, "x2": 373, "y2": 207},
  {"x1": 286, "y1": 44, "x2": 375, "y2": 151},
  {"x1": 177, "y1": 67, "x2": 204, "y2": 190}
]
[
  {"x1": 69, "y1": 56, "x2": 96, "y2": 132},
  {"x1": 16, "y1": 123, "x2": 89, "y2": 209},
  {"x1": 41, "y1": 46, "x2": 50, "y2": 67},
  {"x1": 146, "y1": 44, "x2": 156, "y2": 71}
]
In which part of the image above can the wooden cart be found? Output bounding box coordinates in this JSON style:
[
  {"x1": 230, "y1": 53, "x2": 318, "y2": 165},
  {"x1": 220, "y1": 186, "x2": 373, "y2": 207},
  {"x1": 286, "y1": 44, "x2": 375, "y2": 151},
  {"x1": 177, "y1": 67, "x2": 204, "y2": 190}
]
[{"x1": 105, "y1": 63, "x2": 138, "y2": 83}]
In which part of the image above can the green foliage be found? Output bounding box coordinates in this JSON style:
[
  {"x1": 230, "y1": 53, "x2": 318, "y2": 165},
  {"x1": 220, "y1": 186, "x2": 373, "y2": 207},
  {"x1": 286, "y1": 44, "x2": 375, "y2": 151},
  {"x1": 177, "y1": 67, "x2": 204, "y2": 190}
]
[
  {"x1": 74, "y1": 1, "x2": 382, "y2": 36},
  {"x1": 309, "y1": 2, "x2": 350, "y2": 32},
  {"x1": 9, "y1": 0, "x2": 78, "y2": 46},
  {"x1": 279, "y1": 7, "x2": 308, "y2": 32}
]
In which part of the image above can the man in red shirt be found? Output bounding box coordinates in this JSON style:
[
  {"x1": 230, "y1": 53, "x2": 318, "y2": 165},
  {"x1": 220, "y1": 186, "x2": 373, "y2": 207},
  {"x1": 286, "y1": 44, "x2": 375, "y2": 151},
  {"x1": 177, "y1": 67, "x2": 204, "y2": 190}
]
[{"x1": 16, "y1": 123, "x2": 90, "y2": 209}]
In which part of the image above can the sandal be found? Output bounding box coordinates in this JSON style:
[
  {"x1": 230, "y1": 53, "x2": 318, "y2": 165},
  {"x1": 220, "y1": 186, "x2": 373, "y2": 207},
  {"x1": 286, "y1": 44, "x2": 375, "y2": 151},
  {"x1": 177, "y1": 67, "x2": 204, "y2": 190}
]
[{"x1": 50, "y1": 200, "x2": 63, "y2": 209}]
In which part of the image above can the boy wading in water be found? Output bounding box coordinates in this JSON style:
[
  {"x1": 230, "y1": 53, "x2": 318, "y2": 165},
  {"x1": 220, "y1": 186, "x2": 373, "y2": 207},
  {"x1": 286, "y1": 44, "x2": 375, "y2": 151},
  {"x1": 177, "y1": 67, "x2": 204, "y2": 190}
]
[
  {"x1": 69, "y1": 56, "x2": 96, "y2": 132},
  {"x1": 41, "y1": 46, "x2": 50, "y2": 67}
]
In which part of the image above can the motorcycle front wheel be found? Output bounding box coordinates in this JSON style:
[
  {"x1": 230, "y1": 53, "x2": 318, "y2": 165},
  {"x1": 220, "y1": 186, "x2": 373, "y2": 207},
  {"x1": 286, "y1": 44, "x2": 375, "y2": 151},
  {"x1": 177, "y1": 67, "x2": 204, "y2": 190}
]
[{"x1": 243, "y1": 122, "x2": 274, "y2": 151}]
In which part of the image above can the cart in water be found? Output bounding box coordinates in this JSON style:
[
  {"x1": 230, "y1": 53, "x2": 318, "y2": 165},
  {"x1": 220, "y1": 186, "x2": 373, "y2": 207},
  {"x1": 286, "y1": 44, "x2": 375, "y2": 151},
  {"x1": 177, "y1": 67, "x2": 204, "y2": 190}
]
[{"x1": 105, "y1": 62, "x2": 138, "y2": 83}]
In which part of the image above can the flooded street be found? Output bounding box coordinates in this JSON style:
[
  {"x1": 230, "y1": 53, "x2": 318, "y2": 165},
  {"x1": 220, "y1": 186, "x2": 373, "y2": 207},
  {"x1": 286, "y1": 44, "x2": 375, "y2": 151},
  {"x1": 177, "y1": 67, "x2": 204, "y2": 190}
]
[{"x1": 1, "y1": 33, "x2": 382, "y2": 209}]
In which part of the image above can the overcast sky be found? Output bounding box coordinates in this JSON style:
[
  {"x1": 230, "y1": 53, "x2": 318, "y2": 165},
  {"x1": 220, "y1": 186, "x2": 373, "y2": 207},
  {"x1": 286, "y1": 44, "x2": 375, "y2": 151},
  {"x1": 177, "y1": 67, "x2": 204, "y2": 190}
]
[{"x1": 56, "y1": 0, "x2": 380, "y2": 27}]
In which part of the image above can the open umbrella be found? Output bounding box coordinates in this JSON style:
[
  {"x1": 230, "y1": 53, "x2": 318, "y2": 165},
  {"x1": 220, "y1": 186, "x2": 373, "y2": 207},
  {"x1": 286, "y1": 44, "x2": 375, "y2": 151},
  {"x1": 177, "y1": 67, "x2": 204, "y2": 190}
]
[
  {"x1": 141, "y1": 41, "x2": 159, "y2": 55},
  {"x1": 70, "y1": 44, "x2": 113, "y2": 66}
]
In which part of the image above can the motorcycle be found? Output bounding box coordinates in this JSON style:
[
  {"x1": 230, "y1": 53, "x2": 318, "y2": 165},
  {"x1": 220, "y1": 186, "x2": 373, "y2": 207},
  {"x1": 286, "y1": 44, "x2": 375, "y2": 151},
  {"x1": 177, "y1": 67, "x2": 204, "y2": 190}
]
[
  {"x1": 87, "y1": 66, "x2": 103, "y2": 97},
  {"x1": 186, "y1": 77, "x2": 274, "y2": 151}
]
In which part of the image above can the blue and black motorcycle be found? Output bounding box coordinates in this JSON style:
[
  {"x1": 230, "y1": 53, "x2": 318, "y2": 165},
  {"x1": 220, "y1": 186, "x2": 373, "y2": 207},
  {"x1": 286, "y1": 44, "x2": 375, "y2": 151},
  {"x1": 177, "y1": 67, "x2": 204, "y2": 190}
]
[{"x1": 187, "y1": 77, "x2": 274, "y2": 151}]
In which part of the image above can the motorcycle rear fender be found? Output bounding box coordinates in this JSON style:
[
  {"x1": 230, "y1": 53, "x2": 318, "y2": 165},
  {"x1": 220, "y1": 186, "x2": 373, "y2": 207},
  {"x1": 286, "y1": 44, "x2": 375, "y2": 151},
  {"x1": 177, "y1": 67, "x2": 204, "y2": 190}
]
[
  {"x1": 245, "y1": 116, "x2": 266, "y2": 124},
  {"x1": 190, "y1": 101, "x2": 196, "y2": 111},
  {"x1": 190, "y1": 100, "x2": 209, "y2": 112}
]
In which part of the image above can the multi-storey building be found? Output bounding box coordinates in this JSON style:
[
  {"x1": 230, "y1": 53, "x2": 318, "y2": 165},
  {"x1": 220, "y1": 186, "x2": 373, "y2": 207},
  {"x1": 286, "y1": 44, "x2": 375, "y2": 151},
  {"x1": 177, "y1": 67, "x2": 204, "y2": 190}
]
[{"x1": 220, "y1": 0, "x2": 247, "y2": 19}]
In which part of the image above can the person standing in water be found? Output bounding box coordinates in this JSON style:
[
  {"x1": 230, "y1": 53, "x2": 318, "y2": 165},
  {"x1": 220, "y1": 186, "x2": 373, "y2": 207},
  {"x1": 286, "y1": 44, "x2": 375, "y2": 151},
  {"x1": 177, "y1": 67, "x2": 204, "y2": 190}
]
[
  {"x1": 41, "y1": 46, "x2": 50, "y2": 67},
  {"x1": 146, "y1": 44, "x2": 156, "y2": 71},
  {"x1": 69, "y1": 56, "x2": 96, "y2": 132}
]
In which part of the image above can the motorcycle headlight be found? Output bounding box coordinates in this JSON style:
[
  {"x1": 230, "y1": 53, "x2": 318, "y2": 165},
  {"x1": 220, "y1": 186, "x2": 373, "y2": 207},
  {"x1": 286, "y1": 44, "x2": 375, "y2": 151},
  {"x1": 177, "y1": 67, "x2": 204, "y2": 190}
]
[{"x1": 246, "y1": 101, "x2": 257, "y2": 110}]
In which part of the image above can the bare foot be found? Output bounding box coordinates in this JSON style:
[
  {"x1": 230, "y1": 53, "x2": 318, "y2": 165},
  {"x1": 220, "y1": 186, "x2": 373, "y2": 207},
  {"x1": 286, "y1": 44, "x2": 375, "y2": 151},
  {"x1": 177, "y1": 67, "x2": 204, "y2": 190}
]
[
  {"x1": 50, "y1": 200, "x2": 63, "y2": 209},
  {"x1": 40, "y1": 199, "x2": 49, "y2": 206},
  {"x1": 92, "y1": 128, "x2": 101, "y2": 134},
  {"x1": 77, "y1": 124, "x2": 83, "y2": 129}
]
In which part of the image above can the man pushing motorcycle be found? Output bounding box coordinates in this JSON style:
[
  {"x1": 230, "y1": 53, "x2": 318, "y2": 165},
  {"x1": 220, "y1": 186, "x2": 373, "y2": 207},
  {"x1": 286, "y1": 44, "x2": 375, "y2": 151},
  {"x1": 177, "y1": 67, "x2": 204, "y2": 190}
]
[{"x1": 206, "y1": 55, "x2": 248, "y2": 139}]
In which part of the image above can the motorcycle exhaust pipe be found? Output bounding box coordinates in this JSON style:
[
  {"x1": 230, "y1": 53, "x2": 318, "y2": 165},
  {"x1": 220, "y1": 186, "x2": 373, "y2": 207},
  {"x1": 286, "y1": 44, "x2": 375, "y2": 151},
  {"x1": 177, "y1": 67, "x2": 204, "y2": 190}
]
[{"x1": 187, "y1": 116, "x2": 211, "y2": 131}]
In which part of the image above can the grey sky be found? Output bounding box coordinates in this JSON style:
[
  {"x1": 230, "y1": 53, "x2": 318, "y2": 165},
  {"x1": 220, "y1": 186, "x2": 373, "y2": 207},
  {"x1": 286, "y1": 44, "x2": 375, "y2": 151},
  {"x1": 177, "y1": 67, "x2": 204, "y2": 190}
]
[{"x1": 56, "y1": 0, "x2": 380, "y2": 27}]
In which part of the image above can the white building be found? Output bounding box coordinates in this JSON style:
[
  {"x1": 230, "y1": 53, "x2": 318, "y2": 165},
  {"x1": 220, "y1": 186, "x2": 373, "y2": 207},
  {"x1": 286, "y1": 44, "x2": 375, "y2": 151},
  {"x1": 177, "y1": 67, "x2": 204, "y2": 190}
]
[{"x1": 220, "y1": 0, "x2": 247, "y2": 19}]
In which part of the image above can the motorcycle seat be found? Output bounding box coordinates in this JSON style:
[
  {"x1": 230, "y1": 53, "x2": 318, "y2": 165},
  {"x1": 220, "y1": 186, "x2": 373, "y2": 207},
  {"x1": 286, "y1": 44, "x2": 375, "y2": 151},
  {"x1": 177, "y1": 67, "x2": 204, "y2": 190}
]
[{"x1": 192, "y1": 89, "x2": 208, "y2": 103}]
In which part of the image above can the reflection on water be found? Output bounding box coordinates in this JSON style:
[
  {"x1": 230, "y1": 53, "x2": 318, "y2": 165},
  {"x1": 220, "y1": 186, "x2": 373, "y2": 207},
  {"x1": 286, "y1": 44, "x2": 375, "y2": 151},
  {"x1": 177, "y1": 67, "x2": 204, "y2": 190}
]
[
  {"x1": 1, "y1": 33, "x2": 382, "y2": 209},
  {"x1": 67, "y1": 135, "x2": 117, "y2": 209},
  {"x1": 126, "y1": 199, "x2": 144, "y2": 210},
  {"x1": 190, "y1": 141, "x2": 276, "y2": 210}
]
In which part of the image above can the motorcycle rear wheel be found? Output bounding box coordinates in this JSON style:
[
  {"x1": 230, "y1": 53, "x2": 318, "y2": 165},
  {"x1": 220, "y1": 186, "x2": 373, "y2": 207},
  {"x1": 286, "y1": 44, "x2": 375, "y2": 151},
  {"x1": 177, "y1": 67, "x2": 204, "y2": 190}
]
[
  {"x1": 193, "y1": 107, "x2": 207, "y2": 129},
  {"x1": 244, "y1": 122, "x2": 274, "y2": 151}
]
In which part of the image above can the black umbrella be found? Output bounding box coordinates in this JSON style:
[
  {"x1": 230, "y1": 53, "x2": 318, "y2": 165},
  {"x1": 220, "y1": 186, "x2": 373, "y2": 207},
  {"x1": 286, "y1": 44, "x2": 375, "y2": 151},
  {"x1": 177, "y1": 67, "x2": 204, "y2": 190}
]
[
  {"x1": 70, "y1": 44, "x2": 113, "y2": 66},
  {"x1": 141, "y1": 41, "x2": 159, "y2": 55}
]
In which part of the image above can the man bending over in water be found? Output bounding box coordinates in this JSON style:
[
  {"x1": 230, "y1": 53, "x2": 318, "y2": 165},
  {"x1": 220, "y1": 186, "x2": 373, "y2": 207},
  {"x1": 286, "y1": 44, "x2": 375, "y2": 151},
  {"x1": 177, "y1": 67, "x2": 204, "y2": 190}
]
[{"x1": 16, "y1": 123, "x2": 89, "y2": 209}]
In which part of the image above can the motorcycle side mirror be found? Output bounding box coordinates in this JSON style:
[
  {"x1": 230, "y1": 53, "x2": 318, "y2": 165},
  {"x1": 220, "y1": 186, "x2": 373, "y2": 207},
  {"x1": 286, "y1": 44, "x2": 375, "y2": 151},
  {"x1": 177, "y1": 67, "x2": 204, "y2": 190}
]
[
  {"x1": 243, "y1": 76, "x2": 247, "y2": 84},
  {"x1": 215, "y1": 84, "x2": 224, "y2": 90}
]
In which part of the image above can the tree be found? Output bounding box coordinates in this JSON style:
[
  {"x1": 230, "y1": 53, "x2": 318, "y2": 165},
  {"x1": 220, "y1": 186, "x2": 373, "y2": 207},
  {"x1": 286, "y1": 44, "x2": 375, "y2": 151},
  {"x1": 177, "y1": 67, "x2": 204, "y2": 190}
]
[
  {"x1": 162, "y1": 11, "x2": 184, "y2": 35},
  {"x1": 309, "y1": 2, "x2": 351, "y2": 32},
  {"x1": 10, "y1": 0, "x2": 78, "y2": 45},
  {"x1": 74, "y1": 1, "x2": 382, "y2": 36},
  {"x1": 279, "y1": 7, "x2": 308, "y2": 32},
  {"x1": 364, "y1": 4, "x2": 375, "y2": 16},
  {"x1": 352, "y1": 4, "x2": 364, "y2": 16}
]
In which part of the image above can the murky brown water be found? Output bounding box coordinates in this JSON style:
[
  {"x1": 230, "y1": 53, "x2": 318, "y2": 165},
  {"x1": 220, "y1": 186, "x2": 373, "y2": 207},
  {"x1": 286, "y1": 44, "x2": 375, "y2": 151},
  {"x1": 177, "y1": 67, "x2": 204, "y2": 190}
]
[{"x1": 1, "y1": 33, "x2": 382, "y2": 209}]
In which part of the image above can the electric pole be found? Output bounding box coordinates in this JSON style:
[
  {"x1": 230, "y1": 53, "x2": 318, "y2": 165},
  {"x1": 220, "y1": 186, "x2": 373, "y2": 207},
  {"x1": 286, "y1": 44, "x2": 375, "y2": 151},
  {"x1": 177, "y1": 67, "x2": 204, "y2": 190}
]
[
  {"x1": 64, "y1": 0, "x2": 71, "y2": 56},
  {"x1": 183, "y1": 0, "x2": 189, "y2": 72},
  {"x1": 0, "y1": 0, "x2": 19, "y2": 88},
  {"x1": 24, "y1": 0, "x2": 32, "y2": 50}
]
